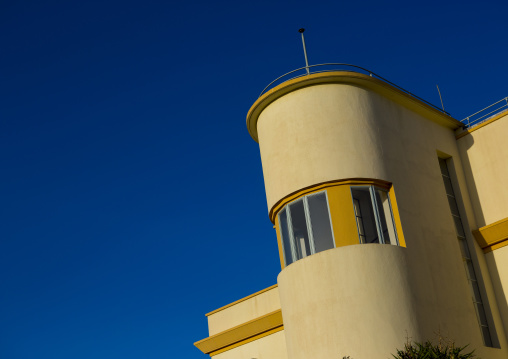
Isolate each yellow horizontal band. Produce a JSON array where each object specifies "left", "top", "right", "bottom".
[
  {"left": 483, "top": 240, "right": 508, "bottom": 253},
  {"left": 269, "top": 178, "right": 391, "bottom": 223},
  {"left": 205, "top": 284, "right": 278, "bottom": 316},
  {"left": 456, "top": 109, "right": 508, "bottom": 139},
  {"left": 208, "top": 326, "right": 284, "bottom": 356},
  {"left": 472, "top": 216, "right": 508, "bottom": 253},
  {"left": 194, "top": 309, "right": 283, "bottom": 355},
  {"left": 247, "top": 71, "right": 461, "bottom": 142}
]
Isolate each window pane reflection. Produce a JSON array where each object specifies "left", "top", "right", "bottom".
[
  {"left": 374, "top": 189, "right": 397, "bottom": 245},
  {"left": 308, "top": 193, "right": 334, "bottom": 253},
  {"left": 351, "top": 187, "right": 379, "bottom": 244},
  {"left": 351, "top": 186, "right": 398, "bottom": 245},
  {"left": 279, "top": 208, "right": 293, "bottom": 266},
  {"left": 277, "top": 191, "right": 335, "bottom": 266},
  {"left": 289, "top": 200, "right": 311, "bottom": 260}
]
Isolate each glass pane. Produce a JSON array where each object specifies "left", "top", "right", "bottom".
[
  {"left": 439, "top": 158, "right": 450, "bottom": 177},
  {"left": 453, "top": 216, "right": 466, "bottom": 238},
  {"left": 464, "top": 259, "right": 476, "bottom": 281},
  {"left": 353, "top": 198, "right": 366, "bottom": 243},
  {"left": 279, "top": 209, "right": 293, "bottom": 266},
  {"left": 307, "top": 193, "right": 334, "bottom": 253},
  {"left": 289, "top": 200, "right": 311, "bottom": 260},
  {"left": 447, "top": 196, "right": 460, "bottom": 217},
  {"left": 475, "top": 302, "right": 489, "bottom": 327},
  {"left": 470, "top": 280, "right": 482, "bottom": 304},
  {"left": 374, "top": 189, "right": 397, "bottom": 245},
  {"left": 442, "top": 176, "right": 455, "bottom": 196},
  {"left": 481, "top": 325, "right": 493, "bottom": 347},
  {"left": 457, "top": 237, "right": 471, "bottom": 259},
  {"left": 351, "top": 187, "right": 379, "bottom": 244}
]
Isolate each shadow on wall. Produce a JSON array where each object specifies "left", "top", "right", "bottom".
[
  {"left": 487, "top": 253, "right": 508, "bottom": 342},
  {"left": 457, "top": 135, "right": 486, "bottom": 228}
]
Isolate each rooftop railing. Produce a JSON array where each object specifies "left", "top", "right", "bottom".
[
  {"left": 461, "top": 97, "right": 508, "bottom": 128},
  {"left": 259, "top": 63, "right": 451, "bottom": 116}
]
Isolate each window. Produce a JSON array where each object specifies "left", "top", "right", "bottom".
[
  {"left": 439, "top": 158, "right": 494, "bottom": 347},
  {"left": 278, "top": 191, "right": 335, "bottom": 266},
  {"left": 351, "top": 186, "right": 398, "bottom": 245}
]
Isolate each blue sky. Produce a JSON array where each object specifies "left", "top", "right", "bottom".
[{"left": 1, "top": 1, "right": 507, "bottom": 358}]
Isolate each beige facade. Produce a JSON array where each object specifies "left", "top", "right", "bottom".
[
  {"left": 211, "top": 330, "right": 287, "bottom": 359},
  {"left": 456, "top": 111, "right": 508, "bottom": 347},
  {"left": 486, "top": 247, "right": 508, "bottom": 342},
  {"left": 206, "top": 285, "right": 281, "bottom": 336},
  {"left": 278, "top": 245, "right": 419, "bottom": 359},
  {"left": 195, "top": 72, "right": 508, "bottom": 358},
  {"left": 457, "top": 111, "right": 508, "bottom": 227}
]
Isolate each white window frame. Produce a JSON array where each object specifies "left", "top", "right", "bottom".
[
  {"left": 350, "top": 186, "right": 399, "bottom": 246},
  {"left": 279, "top": 191, "right": 336, "bottom": 266}
]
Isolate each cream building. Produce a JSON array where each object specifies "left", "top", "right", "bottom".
[{"left": 194, "top": 67, "right": 508, "bottom": 359}]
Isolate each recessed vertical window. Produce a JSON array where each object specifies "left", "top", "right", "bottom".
[
  {"left": 278, "top": 191, "right": 335, "bottom": 265},
  {"left": 351, "top": 186, "right": 398, "bottom": 245},
  {"left": 439, "top": 158, "right": 494, "bottom": 347}
]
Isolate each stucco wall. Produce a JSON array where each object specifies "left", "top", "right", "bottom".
[
  {"left": 257, "top": 84, "right": 392, "bottom": 212},
  {"left": 486, "top": 246, "right": 508, "bottom": 344},
  {"left": 211, "top": 330, "right": 287, "bottom": 359},
  {"left": 278, "top": 245, "right": 420, "bottom": 359},
  {"left": 457, "top": 112, "right": 508, "bottom": 227},
  {"left": 207, "top": 286, "right": 280, "bottom": 335},
  {"left": 278, "top": 243, "right": 507, "bottom": 359},
  {"left": 256, "top": 82, "right": 508, "bottom": 358}
]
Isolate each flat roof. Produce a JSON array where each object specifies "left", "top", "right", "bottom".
[{"left": 246, "top": 71, "right": 462, "bottom": 142}]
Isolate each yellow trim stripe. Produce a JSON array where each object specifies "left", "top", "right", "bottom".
[
  {"left": 472, "top": 216, "right": 508, "bottom": 253},
  {"left": 388, "top": 187, "right": 406, "bottom": 248},
  {"left": 327, "top": 185, "right": 359, "bottom": 248},
  {"left": 456, "top": 109, "right": 508, "bottom": 139},
  {"left": 208, "top": 326, "right": 284, "bottom": 356},
  {"left": 269, "top": 178, "right": 391, "bottom": 223},
  {"left": 205, "top": 284, "right": 278, "bottom": 317},
  {"left": 274, "top": 215, "right": 285, "bottom": 269},
  {"left": 194, "top": 310, "right": 283, "bottom": 355},
  {"left": 247, "top": 71, "right": 461, "bottom": 142},
  {"left": 484, "top": 240, "right": 508, "bottom": 253}
]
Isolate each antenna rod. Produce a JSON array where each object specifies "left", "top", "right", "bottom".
[
  {"left": 299, "top": 28, "right": 310, "bottom": 75},
  {"left": 436, "top": 85, "right": 445, "bottom": 112}
]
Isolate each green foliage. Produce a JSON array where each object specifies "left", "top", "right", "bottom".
[{"left": 392, "top": 340, "right": 478, "bottom": 359}]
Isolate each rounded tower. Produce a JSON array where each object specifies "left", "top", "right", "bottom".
[{"left": 246, "top": 70, "right": 481, "bottom": 359}]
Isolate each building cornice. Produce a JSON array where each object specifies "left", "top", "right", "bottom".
[
  {"left": 205, "top": 284, "right": 278, "bottom": 317},
  {"left": 246, "top": 71, "right": 462, "bottom": 142},
  {"left": 194, "top": 309, "right": 283, "bottom": 355},
  {"left": 473, "top": 216, "right": 508, "bottom": 253},
  {"left": 455, "top": 109, "right": 508, "bottom": 139}
]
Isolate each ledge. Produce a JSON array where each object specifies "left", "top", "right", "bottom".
[
  {"left": 473, "top": 216, "right": 508, "bottom": 253},
  {"left": 246, "top": 71, "right": 462, "bottom": 142},
  {"left": 194, "top": 309, "right": 283, "bottom": 355},
  {"left": 456, "top": 109, "right": 508, "bottom": 139}
]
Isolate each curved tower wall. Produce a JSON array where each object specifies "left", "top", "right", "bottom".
[
  {"left": 257, "top": 84, "right": 390, "bottom": 211},
  {"left": 278, "top": 244, "right": 418, "bottom": 359},
  {"left": 247, "top": 73, "right": 507, "bottom": 358}
]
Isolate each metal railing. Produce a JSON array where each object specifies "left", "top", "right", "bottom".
[
  {"left": 258, "top": 63, "right": 451, "bottom": 116},
  {"left": 462, "top": 97, "right": 508, "bottom": 128}
]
